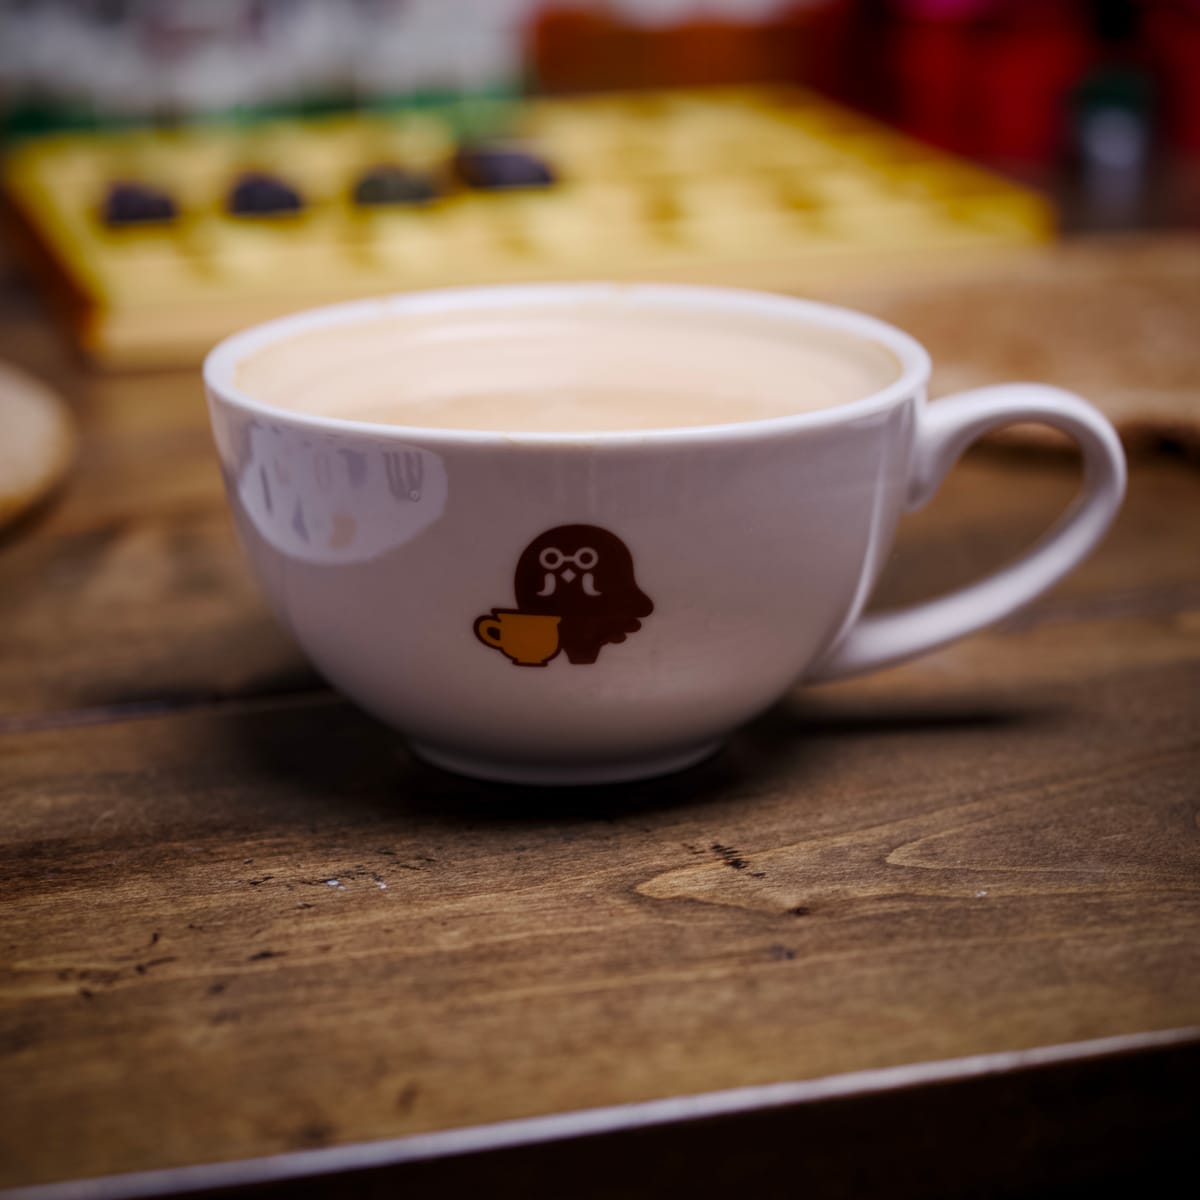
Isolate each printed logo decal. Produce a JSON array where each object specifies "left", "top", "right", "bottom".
[{"left": 473, "top": 524, "right": 653, "bottom": 667}]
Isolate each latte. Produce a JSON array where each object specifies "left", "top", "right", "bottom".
[{"left": 235, "top": 298, "right": 900, "bottom": 433}]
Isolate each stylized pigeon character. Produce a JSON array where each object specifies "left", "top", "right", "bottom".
[{"left": 512, "top": 524, "right": 653, "bottom": 665}]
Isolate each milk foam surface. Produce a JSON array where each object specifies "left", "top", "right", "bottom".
[{"left": 235, "top": 301, "right": 900, "bottom": 432}]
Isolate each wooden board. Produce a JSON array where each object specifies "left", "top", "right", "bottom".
[
  {"left": 0, "top": 237, "right": 1198, "bottom": 1197},
  {"left": 2, "top": 564, "right": 1198, "bottom": 1190}
]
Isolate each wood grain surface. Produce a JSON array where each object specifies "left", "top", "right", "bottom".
[{"left": 0, "top": 237, "right": 1198, "bottom": 1196}]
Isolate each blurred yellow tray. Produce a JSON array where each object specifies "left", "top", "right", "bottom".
[{"left": 2, "top": 87, "right": 1053, "bottom": 369}]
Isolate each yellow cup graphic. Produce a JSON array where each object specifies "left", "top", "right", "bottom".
[{"left": 473, "top": 610, "right": 562, "bottom": 667}]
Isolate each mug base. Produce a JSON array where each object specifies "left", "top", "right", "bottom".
[{"left": 409, "top": 739, "right": 724, "bottom": 786}]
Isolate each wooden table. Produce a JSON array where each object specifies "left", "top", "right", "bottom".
[{"left": 1, "top": 237, "right": 1198, "bottom": 1199}]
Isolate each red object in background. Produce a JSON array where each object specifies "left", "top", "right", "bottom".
[
  {"left": 1145, "top": 1, "right": 1200, "bottom": 156},
  {"left": 890, "top": 18, "right": 976, "bottom": 154},
  {"left": 529, "top": 2, "right": 851, "bottom": 94},
  {"left": 651, "top": 20, "right": 772, "bottom": 87},
  {"left": 974, "top": 8, "right": 1091, "bottom": 160},
  {"left": 889, "top": 0, "right": 1090, "bottom": 162},
  {"left": 531, "top": 9, "right": 623, "bottom": 93}
]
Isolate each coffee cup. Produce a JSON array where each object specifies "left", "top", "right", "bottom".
[
  {"left": 204, "top": 284, "right": 1126, "bottom": 785},
  {"left": 474, "top": 610, "right": 563, "bottom": 667}
]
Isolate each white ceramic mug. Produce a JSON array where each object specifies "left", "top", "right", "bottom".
[{"left": 204, "top": 284, "right": 1126, "bottom": 785}]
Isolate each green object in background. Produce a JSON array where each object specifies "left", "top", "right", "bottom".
[
  {"left": 0, "top": 0, "right": 525, "bottom": 147},
  {"left": 2, "top": 88, "right": 522, "bottom": 147}
]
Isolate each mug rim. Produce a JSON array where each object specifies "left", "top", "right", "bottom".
[{"left": 203, "top": 282, "right": 932, "bottom": 446}]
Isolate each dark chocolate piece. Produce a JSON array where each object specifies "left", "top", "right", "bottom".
[
  {"left": 227, "top": 173, "right": 305, "bottom": 216},
  {"left": 103, "top": 182, "right": 178, "bottom": 226},
  {"left": 454, "top": 145, "right": 555, "bottom": 190}
]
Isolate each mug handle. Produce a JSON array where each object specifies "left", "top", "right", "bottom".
[
  {"left": 474, "top": 614, "right": 506, "bottom": 650},
  {"left": 807, "top": 384, "right": 1127, "bottom": 683}
]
